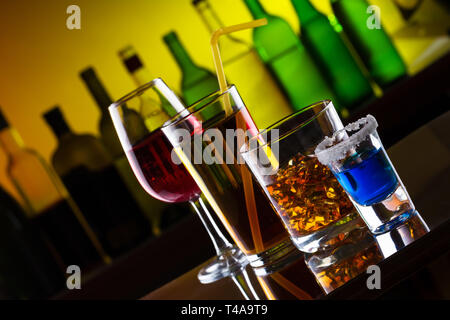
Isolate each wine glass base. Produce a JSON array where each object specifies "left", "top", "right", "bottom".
[{"left": 197, "top": 246, "right": 248, "bottom": 284}]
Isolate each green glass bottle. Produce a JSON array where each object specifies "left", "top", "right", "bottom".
[
  {"left": 163, "top": 31, "right": 219, "bottom": 105},
  {"left": 331, "top": 0, "right": 407, "bottom": 88},
  {"left": 291, "top": 0, "right": 373, "bottom": 108},
  {"left": 243, "top": 0, "right": 338, "bottom": 111}
]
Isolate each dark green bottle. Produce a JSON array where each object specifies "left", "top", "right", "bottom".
[
  {"left": 331, "top": 0, "right": 407, "bottom": 88},
  {"left": 243, "top": 0, "right": 338, "bottom": 112},
  {"left": 163, "top": 31, "right": 219, "bottom": 105},
  {"left": 291, "top": 0, "right": 373, "bottom": 108}
]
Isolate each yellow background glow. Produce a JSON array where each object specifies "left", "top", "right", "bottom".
[{"left": 0, "top": 0, "right": 447, "bottom": 200}]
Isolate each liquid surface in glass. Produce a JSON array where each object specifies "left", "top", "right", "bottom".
[
  {"left": 175, "top": 107, "right": 289, "bottom": 256},
  {"left": 334, "top": 147, "right": 398, "bottom": 206},
  {"left": 128, "top": 129, "right": 201, "bottom": 203},
  {"left": 266, "top": 153, "right": 354, "bottom": 237}
]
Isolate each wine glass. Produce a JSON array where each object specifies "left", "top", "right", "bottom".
[{"left": 108, "top": 78, "right": 256, "bottom": 291}]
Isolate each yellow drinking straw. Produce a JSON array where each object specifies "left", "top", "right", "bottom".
[
  {"left": 210, "top": 18, "right": 267, "bottom": 252},
  {"left": 211, "top": 19, "right": 279, "bottom": 170},
  {"left": 210, "top": 18, "right": 268, "bottom": 104},
  {"left": 270, "top": 273, "right": 313, "bottom": 300},
  {"left": 209, "top": 20, "right": 314, "bottom": 299},
  {"left": 257, "top": 275, "right": 313, "bottom": 300}
]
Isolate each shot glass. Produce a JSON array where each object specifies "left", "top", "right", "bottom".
[
  {"left": 315, "top": 115, "right": 419, "bottom": 234},
  {"left": 240, "top": 100, "right": 359, "bottom": 253}
]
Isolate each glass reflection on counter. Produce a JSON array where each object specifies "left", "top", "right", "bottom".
[{"left": 305, "top": 213, "right": 429, "bottom": 294}]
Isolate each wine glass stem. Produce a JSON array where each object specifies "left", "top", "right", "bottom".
[
  {"left": 231, "top": 268, "right": 261, "bottom": 300},
  {"left": 190, "top": 197, "right": 233, "bottom": 255}
]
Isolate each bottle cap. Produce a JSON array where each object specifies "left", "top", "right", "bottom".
[{"left": 118, "top": 46, "right": 143, "bottom": 73}]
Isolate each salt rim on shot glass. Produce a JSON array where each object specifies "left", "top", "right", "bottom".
[{"left": 315, "top": 114, "right": 420, "bottom": 234}]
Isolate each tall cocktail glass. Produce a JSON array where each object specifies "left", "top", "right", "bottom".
[{"left": 162, "top": 85, "right": 295, "bottom": 267}]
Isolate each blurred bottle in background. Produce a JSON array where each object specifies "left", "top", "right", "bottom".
[
  {"left": 163, "top": 31, "right": 220, "bottom": 105},
  {"left": 371, "top": 0, "right": 450, "bottom": 75},
  {"left": 243, "top": 0, "right": 339, "bottom": 112},
  {"left": 0, "top": 107, "right": 109, "bottom": 272},
  {"left": 193, "top": 0, "right": 294, "bottom": 128},
  {"left": 43, "top": 107, "right": 152, "bottom": 258},
  {"left": 291, "top": 0, "right": 374, "bottom": 110},
  {"left": 393, "top": 0, "right": 423, "bottom": 21},
  {"left": 331, "top": 0, "right": 407, "bottom": 88},
  {"left": 118, "top": 46, "right": 177, "bottom": 121},
  {"left": 80, "top": 67, "right": 167, "bottom": 236},
  {"left": 0, "top": 183, "right": 65, "bottom": 299}
]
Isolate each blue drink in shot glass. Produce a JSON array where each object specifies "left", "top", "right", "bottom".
[{"left": 315, "top": 115, "right": 418, "bottom": 234}]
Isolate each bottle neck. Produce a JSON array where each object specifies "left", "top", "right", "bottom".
[
  {"left": 51, "top": 123, "right": 71, "bottom": 141},
  {"left": 119, "top": 49, "right": 174, "bottom": 119},
  {"left": 136, "top": 69, "right": 153, "bottom": 88},
  {"left": 163, "top": 32, "right": 199, "bottom": 74},
  {"left": 194, "top": 0, "right": 251, "bottom": 64},
  {"left": 80, "top": 68, "right": 113, "bottom": 115},
  {"left": 44, "top": 114, "right": 72, "bottom": 141},
  {"left": 195, "top": 0, "right": 224, "bottom": 33},
  {"left": 119, "top": 47, "right": 153, "bottom": 87},
  {"left": 129, "top": 61, "right": 152, "bottom": 87},
  {"left": 244, "top": 0, "right": 268, "bottom": 19},
  {"left": 0, "top": 127, "right": 25, "bottom": 156},
  {"left": 291, "top": 0, "right": 321, "bottom": 24}
]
